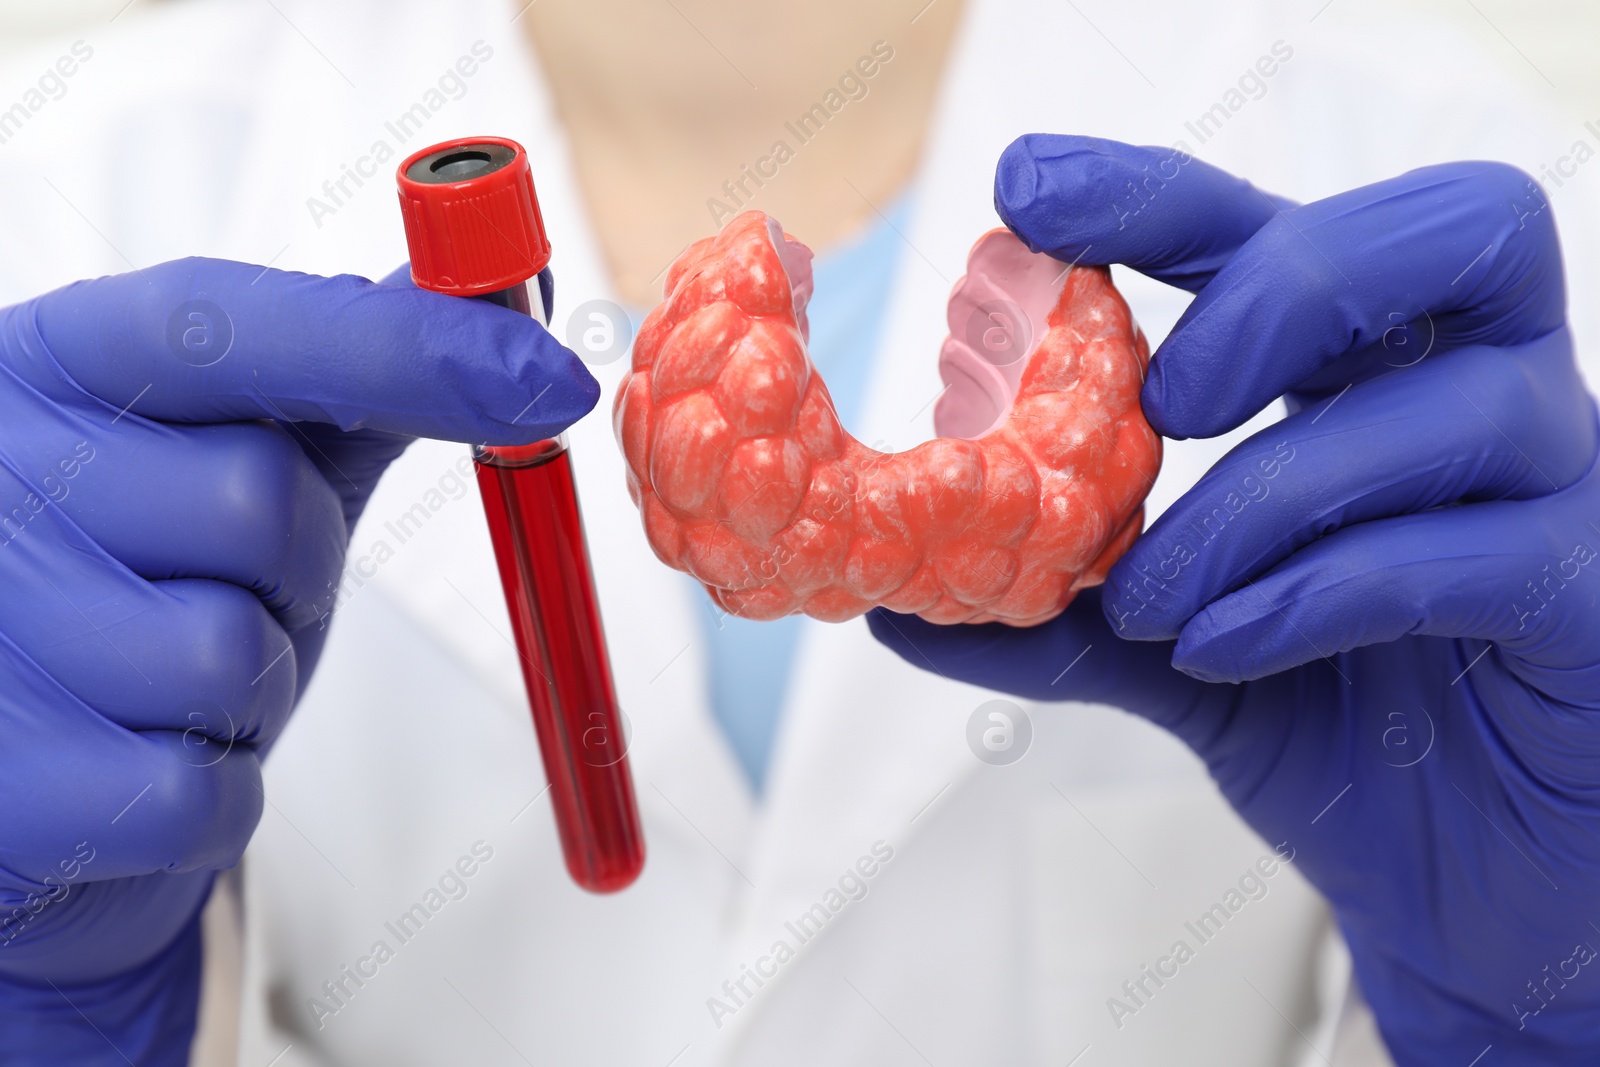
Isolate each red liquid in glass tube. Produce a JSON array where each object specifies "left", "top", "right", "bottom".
[
  {"left": 397, "top": 135, "right": 644, "bottom": 893},
  {"left": 476, "top": 439, "right": 644, "bottom": 893}
]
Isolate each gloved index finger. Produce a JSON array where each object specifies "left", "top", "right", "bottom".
[
  {"left": 1145, "top": 161, "right": 1566, "bottom": 439},
  {"left": 993, "top": 134, "right": 1292, "bottom": 293},
  {"left": 19, "top": 257, "right": 599, "bottom": 443}
]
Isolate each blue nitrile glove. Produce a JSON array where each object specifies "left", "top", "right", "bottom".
[
  {"left": 0, "top": 258, "right": 597, "bottom": 1065},
  {"left": 870, "top": 136, "right": 1600, "bottom": 1064}
]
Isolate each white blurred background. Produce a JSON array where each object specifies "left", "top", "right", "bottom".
[
  {"left": 1, "top": 0, "right": 1597, "bottom": 121},
  {"left": 3, "top": 0, "right": 1600, "bottom": 120}
]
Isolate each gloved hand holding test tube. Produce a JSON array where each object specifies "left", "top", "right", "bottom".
[
  {"left": 0, "top": 175, "right": 601, "bottom": 1055},
  {"left": 397, "top": 136, "right": 645, "bottom": 894}
]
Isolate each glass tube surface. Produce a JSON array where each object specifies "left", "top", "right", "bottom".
[{"left": 475, "top": 275, "right": 644, "bottom": 893}]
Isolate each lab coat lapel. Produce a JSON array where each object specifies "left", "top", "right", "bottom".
[
  {"left": 706, "top": 6, "right": 1027, "bottom": 1046},
  {"left": 737, "top": 0, "right": 1050, "bottom": 908}
]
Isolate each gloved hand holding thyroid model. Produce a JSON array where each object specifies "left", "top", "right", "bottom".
[{"left": 618, "top": 135, "right": 1600, "bottom": 1064}]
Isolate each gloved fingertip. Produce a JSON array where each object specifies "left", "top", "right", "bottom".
[
  {"left": 1140, "top": 351, "right": 1245, "bottom": 441},
  {"left": 1138, "top": 365, "right": 1182, "bottom": 440},
  {"left": 1170, "top": 656, "right": 1237, "bottom": 684},
  {"left": 1169, "top": 641, "right": 1241, "bottom": 684},
  {"left": 549, "top": 347, "right": 602, "bottom": 412},
  {"left": 993, "top": 136, "right": 1044, "bottom": 233},
  {"left": 1098, "top": 585, "right": 1180, "bottom": 643},
  {"left": 573, "top": 349, "right": 604, "bottom": 409},
  {"left": 1170, "top": 608, "right": 1270, "bottom": 684},
  {"left": 563, "top": 364, "right": 603, "bottom": 424},
  {"left": 478, "top": 327, "right": 602, "bottom": 443}
]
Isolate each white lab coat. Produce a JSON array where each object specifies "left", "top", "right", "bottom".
[{"left": 1, "top": 2, "right": 1596, "bottom": 1064}]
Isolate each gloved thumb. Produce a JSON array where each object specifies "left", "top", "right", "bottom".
[{"left": 867, "top": 588, "right": 1224, "bottom": 749}]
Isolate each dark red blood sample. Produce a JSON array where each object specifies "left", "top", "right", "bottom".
[{"left": 476, "top": 439, "right": 645, "bottom": 893}]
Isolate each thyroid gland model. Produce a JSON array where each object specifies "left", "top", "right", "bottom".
[{"left": 613, "top": 211, "right": 1161, "bottom": 626}]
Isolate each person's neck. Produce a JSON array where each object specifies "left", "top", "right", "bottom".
[{"left": 522, "top": 0, "right": 964, "bottom": 305}]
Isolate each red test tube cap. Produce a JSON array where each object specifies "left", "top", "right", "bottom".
[{"left": 396, "top": 136, "right": 551, "bottom": 296}]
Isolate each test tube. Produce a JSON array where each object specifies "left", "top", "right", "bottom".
[{"left": 397, "top": 136, "right": 645, "bottom": 893}]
